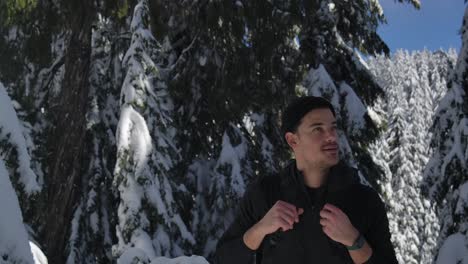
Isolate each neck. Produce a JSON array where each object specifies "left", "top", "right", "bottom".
[{"left": 296, "top": 160, "right": 330, "bottom": 188}]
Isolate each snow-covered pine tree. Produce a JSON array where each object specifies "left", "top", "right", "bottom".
[
  {"left": 158, "top": 1, "right": 301, "bottom": 258},
  {"left": 0, "top": 0, "right": 62, "bottom": 229},
  {"left": 423, "top": 6, "right": 468, "bottom": 264},
  {"left": 189, "top": 113, "right": 282, "bottom": 258},
  {"left": 368, "top": 49, "right": 456, "bottom": 263},
  {"left": 0, "top": 158, "right": 34, "bottom": 264},
  {"left": 392, "top": 51, "right": 436, "bottom": 264},
  {"left": 0, "top": 3, "right": 80, "bottom": 262},
  {"left": 0, "top": 82, "right": 41, "bottom": 198},
  {"left": 199, "top": 123, "right": 255, "bottom": 256},
  {"left": 113, "top": 0, "right": 194, "bottom": 261},
  {"left": 0, "top": 81, "right": 38, "bottom": 263},
  {"left": 65, "top": 13, "right": 126, "bottom": 263},
  {"left": 427, "top": 49, "right": 458, "bottom": 110}
]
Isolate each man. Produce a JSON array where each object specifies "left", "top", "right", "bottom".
[{"left": 215, "top": 96, "right": 397, "bottom": 264}]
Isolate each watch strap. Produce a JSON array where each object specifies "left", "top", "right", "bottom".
[{"left": 346, "top": 233, "right": 365, "bottom": 251}]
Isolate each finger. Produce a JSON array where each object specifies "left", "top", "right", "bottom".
[
  {"left": 279, "top": 202, "right": 304, "bottom": 222},
  {"left": 298, "top": 208, "right": 304, "bottom": 215},
  {"left": 294, "top": 208, "right": 304, "bottom": 222},
  {"left": 278, "top": 212, "right": 295, "bottom": 227},
  {"left": 319, "top": 209, "right": 334, "bottom": 220},
  {"left": 279, "top": 203, "right": 304, "bottom": 221},
  {"left": 325, "top": 204, "right": 348, "bottom": 219},
  {"left": 319, "top": 218, "right": 329, "bottom": 227},
  {"left": 275, "top": 214, "right": 291, "bottom": 232},
  {"left": 276, "top": 204, "right": 297, "bottom": 221},
  {"left": 277, "top": 200, "right": 298, "bottom": 213},
  {"left": 295, "top": 208, "right": 304, "bottom": 222},
  {"left": 323, "top": 203, "right": 341, "bottom": 214},
  {"left": 277, "top": 216, "right": 293, "bottom": 231}
]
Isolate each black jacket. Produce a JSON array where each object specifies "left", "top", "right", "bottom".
[{"left": 215, "top": 160, "right": 398, "bottom": 264}]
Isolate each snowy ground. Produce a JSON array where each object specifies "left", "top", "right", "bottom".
[{"left": 150, "top": 256, "right": 209, "bottom": 264}]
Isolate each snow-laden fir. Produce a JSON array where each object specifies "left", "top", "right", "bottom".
[
  {"left": 423, "top": 7, "right": 468, "bottom": 264},
  {"left": 368, "top": 49, "right": 457, "bottom": 264},
  {"left": 0, "top": 82, "right": 36, "bottom": 263},
  {"left": 113, "top": 0, "right": 195, "bottom": 261}
]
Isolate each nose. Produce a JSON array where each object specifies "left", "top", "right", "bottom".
[{"left": 325, "top": 127, "right": 337, "bottom": 142}]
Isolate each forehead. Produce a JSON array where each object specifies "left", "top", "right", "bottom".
[{"left": 300, "top": 108, "right": 336, "bottom": 124}]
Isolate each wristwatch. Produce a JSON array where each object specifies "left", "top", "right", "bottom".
[{"left": 346, "top": 233, "right": 365, "bottom": 251}]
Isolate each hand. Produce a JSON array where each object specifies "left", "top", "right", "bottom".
[
  {"left": 257, "top": 200, "right": 304, "bottom": 235},
  {"left": 319, "top": 203, "right": 359, "bottom": 246}
]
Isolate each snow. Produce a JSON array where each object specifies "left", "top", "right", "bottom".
[
  {"left": 440, "top": 118, "right": 468, "bottom": 177},
  {"left": 117, "top": 247, "right": 151, "bottom": 264},
  {"left": 436, "top": 233, "right": 468, "bottom": 264},
  {"left": 66, "top": 204, "right": 82, "bottom": 264},
  {"left": 369, "top": 0, "right": 383, "bottom": 16},
  {"left": 199, "top": 56, "right": 207, "bottom": 66},
  {"left": 216, "top": 124, "right": 248, "bottom": 196},
  {"left": 304, "top": 64, "right": 340, "bottom": 108},
  {"left": 242, "top": 114, "right": 255, "bottom": 136},
  {"left": 151, "top": 256, "right": 209, "bottom": 264},
  {"left": 242, "top": 112, "right": 266, "bottom": 136},
  {"left": 116, "top": 105, "right": 152, "bottom": 176},
  {"left": 340, "top": 82, "right": 366, "bottom": 134},
  {"left": 456, "top": 182, "right": 468, "bottom": 215},
  {"left": 0, "top": 82, "right": 40, "bottom": 194},
  {"left": 0, "top": 159, "right": 34, "bottom": 263},
  {"left": 367, "top": 107, "right": 383, "bottom": 127},
  {"left": 114, "top": 102, "right": 156, "bottom": 261},
  {"left": 30, "top": 241, "right": 48, "bottom": 264}
]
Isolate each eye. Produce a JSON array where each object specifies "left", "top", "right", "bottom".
[{"left": 313, "top": 127, "right": 324, "bottom": 133}]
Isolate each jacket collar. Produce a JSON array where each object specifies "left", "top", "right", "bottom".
[
  {"left": 281, "top": 160, "right": 359, "bottom": 190},
  {"left": 280, "top": 159, "right": 360, "bottom": 207}
]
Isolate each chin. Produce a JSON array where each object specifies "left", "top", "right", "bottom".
[{"left": 324, "top": 157, "right": 339, "bottom": 167}]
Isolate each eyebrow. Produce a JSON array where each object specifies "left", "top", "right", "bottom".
[{"left": 308, "top": 121, "right": 337, "bottom": 127}]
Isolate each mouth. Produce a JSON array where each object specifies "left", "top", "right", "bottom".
[{"left": 322, "top": 145, "right": 339, "bottom": 154}]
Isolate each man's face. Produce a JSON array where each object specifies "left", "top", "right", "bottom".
[{"left": 286, "top": 108, "right": 339, "bottom": 169}]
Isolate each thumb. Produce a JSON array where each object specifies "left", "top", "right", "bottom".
[{"left": 298, "top": 208, "right": 304, "bottom": 215}]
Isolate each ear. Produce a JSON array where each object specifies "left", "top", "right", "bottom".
[{"left": 285, "top": 132, "right": 298, "bottom": 149}]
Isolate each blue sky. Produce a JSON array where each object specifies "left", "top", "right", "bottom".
[{"left": 377, "top": 0, "right": 465, "bottom": 53}]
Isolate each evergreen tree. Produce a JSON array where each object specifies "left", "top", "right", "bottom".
[
  {"left": 65, "top": 14, "right": 124, "bottom": 263},
  {"left": 113, "top": 1, "right": 194, "bottom": 261},
  {"left": 157, "top": 0, "right": 301, "bottom": 257},
  {"left": 423, "top": 6, "right": 468, "bottom": 263},
  {"left": 368, "top": 49, "right": 457, "bottom": 263},
  {"left": 0, "top": 159, "right": 34, "bottom": 264},
  {"left": 199, "top": 123, "right": 255, "bottom": 256},
  {"left": 0, "top": 81, "right": 37, "bottom": 263}
]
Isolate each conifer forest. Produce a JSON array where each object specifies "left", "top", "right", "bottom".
[{"left": 0, "top": 0, "right": 467, "bottom": 263}]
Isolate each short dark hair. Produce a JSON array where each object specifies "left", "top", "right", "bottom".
[{"left": 281, "top": 96, "right": 336, "bottom": 135}]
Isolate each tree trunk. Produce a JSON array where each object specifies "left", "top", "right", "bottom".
[{"left": 42, "top": 2, "right": 95, "bottom": 263}]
